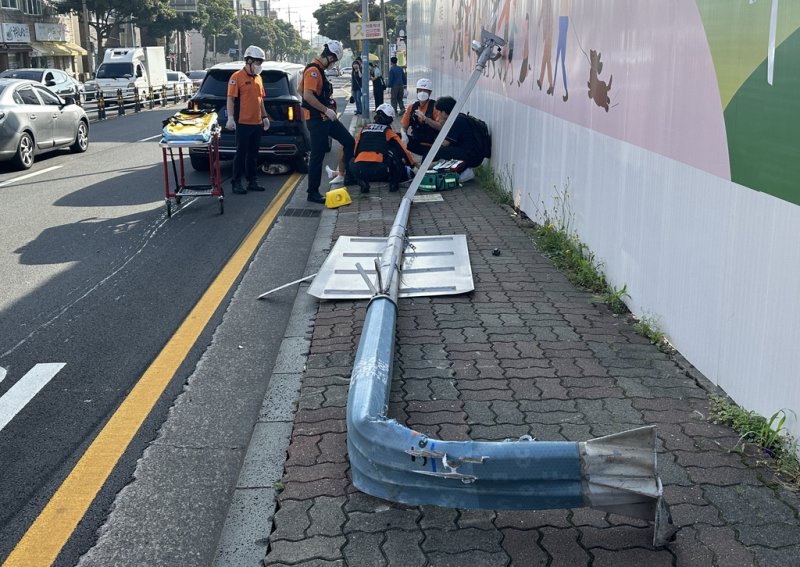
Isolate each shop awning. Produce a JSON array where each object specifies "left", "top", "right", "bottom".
[{"left": 30, "top": 41, "right": 87, "bottom": 57}]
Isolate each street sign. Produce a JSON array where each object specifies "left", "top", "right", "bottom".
[{"left": 350, "top": 21, "right": 384, "bottom": 41}]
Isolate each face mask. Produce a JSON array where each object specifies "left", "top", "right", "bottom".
[
  {"left": 252, "top": 64, "right": 263, "bottom": 75},
  {"left": 417, "top": 91, "right": 430, "bottom": 102}
]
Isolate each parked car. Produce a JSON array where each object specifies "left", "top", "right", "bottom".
[
  {"left": 0, "top": 79, "right": 89, "bottom": 170},
  {"left": 187, "top": 70, "right": 207, "bottom": 89},
  {"left": 324, "top": 66, "right": 340, "bottom": 77},
  {"left": 187, "top": 61, "right": 310, "bottom": 173},
  {"left": 166, "top": 71, "right": 193, "bottom": 96},
  {"left": 0, "top": 68, "right": 85, "bottom": 103}
]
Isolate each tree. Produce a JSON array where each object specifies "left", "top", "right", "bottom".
[
  {"left": 56, "top": 0, "right": 174, "bottom": 56},
  {"left": 313, "top": 0, "right": 406, "bottom": 55},
  {"left": 217, "top": 15, "right": 310, "bottom": 64},
  {"left": 198, "top": 0, "right": 237, "bottom": 67}
]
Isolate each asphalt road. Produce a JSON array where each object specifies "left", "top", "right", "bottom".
[{"left": 0, "top": 105, "right": 314, "bottom": 564}]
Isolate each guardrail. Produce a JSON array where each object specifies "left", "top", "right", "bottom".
[{"left": 77, "top": 84, "right": 196, "bottom": 122}]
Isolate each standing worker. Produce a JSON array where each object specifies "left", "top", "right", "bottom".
[
  {"left": 400, "top": 78, "right": 439, "bottom": 158},
  {"left": 225, "top": 45, "right": 271, "bottom": 194},
  {"left": 349, "top": 103, "right": 416, "bottom": 194},
  {"left": 387, "top": 56, "right": 405, "bottom": 115},
  {"left": 301, "top": 41, "right": 355, "bottom": 204}
]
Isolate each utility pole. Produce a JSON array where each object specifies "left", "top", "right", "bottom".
[
  {"left": 361, "top": 0, "right": 369, "bottom": 117},
  {"left": 80, "top": 0, "right": 93, "bottom": 79},
  {"left": 237, "top": 0, "right": 242, "bottom": 59},
  {"left": 380, "top": 0, "right": 386, "bottom": 78}
]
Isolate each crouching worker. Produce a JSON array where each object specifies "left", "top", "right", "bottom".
[
  {"left": 432, "top": 95, "right": 485, "bottom": 182},
  {"left": 349, "top": 104, "right": 416, "bottom": 193},
  {"left": 400, "top": 78, "right": 439, "bottom": 158}
]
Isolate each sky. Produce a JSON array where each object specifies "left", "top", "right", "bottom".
[{"left": 269, "top": 0, "right": 334, "bottom": 42}]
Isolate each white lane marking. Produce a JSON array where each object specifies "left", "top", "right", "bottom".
[
  {"left": 0, "top": 366, "right": 6, "bottom": 385},
  {"left": 138, "top": 134, "right": 163, "bottom": 142},
  {"left": 0, "top": 363, "right": 66, "bottom": 432},
  {"left": 0, "top": 166, "right": 63, "bottom": 188}
]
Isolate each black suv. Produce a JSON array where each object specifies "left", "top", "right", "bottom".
[{"left": 187, "top": 61, "right": 310, "bottom": 172}]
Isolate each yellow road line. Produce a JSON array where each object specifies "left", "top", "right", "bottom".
[{"left": 3, "top": 174, "right": 301, "bottom": 567}]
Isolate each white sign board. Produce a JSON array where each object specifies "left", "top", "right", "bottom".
[
  {"left": 350, "top": 21, "right": 384, "bottom": 41},
  {"left": 35, "top": 23, "right": 69, "bottom": 42},
  {"left": 2, "top": 23, "right": 31, "bottom": 43}
]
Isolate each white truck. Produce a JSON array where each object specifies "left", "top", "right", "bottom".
[{"left": 88, "top": 47, "right": 168, "bottom": 102}]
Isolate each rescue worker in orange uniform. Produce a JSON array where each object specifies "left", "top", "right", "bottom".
[
  {"left": 349, "top": 103, "right": 416, "bottom": 194},
  {"left": 400, "top": 78, "right": 439, "bottom": 158},
  {"left": 225, "top": 45, "right": 270, "bottom": 194},
  {"left": 300, "top": 41, "right": 355, "bottom": 204}
]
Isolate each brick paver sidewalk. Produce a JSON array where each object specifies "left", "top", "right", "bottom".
[{"left": 265, "top": 184, "right": 800, "bottom": 566}]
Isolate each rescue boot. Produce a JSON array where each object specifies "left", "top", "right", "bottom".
[
  {"left": 389, "top": 181, "right": 399, "bottom": 192},
  {"left": 247, "top": 181, "right": 266, "bottom": 192},
  {"left": 307, "top": 191, "right": 326, "bottom": 204},
  {"left": 358, "top": 179, "right": 370, "bottom": 194},
  {"left": 231, "top": 180, "right": 246, "bottom": 194}
]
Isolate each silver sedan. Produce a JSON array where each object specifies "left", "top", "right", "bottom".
[{"left": 0, "top": 78, "right": 89, "bottom": 170}]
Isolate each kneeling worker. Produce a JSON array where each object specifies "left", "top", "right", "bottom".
[
  {"left": 432, "top": 95, "right": 484, "bottom": 182},
  {"left": 400, "top": 78, "right": 438, "bottom": 158},
  {"left": 349, "top": 103, "right": 416, "bottom": 193}
]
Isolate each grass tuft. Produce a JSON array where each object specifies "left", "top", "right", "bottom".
[
  {"left": 527, "top": 180, "right": 629, "bottom": 314},
  {"left": 475, "top": 164, "right": 514, "bottom": 206},
  {"left": 632, "top": 314, "right": 669, "bottom": 350},
  {"left": 709, "top": 396, "right": 800, "bottom": 488}
]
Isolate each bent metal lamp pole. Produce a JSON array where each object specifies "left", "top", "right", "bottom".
[{"left": 344, "top": 30, "right": 676, "bottom": 547}]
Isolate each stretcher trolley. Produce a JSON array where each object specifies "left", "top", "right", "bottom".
[{"left": 159, "top": 110, "right": 223, "bottom": 217}]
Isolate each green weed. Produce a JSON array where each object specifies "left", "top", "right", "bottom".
[
  {"left": 633, "top": 315, "right": 667, "bottom": 348},
  {"left": 709, "top": 396, "right": 800, "bottom": 487},
  {"left": 526, "top": 180, "right": 628, "bottom": 313},
  {"left": 475, "top": 164, "right": 514, "bottom": 206},
  {"left": 272, "top": 481, "right": 285, "bottom": 493},
  {"left": 602, "top": 285, "right": 630, "bottom": 315}
]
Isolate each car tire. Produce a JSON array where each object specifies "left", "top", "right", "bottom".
[
  {"left": 70, "top": 120, "right": 89, "bottom": 153},
  {"left": 292, "top": 154, "right": 310, "bottom": 174},
  {"left": 190, "top": 152, "right": 210, "bottom": 171},
  {"left": 13, "top": 132, "right": 34, "bottom": 170}
]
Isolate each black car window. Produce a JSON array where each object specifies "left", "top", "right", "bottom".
[
  {"left": 34, "top": 85, "right": 60, "bottom": 105},
  {"left": 167, "top": 72, "right": 178, "bottom": 81},
  {"left": 16, "top": 86, "right": 41, "bottom": 105},
  {"left": 262, "top": 71, "right": 291, "bottom": 96},
  {"left": 96, "top": 63, "right": 134, "bottom": 79},
  {"left": 1, "top": 70, "right": 42, "bottom": 81}
]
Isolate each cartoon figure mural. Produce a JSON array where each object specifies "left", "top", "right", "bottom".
[
  {"left": 536, "top": 0, "right": 554, "bottom": 95},
  {"left": 427, "top": 0, "right": 800, "bottom": 206},
  {"left": 552, "top": 0, "right": 570, "bottom": 101},
  {"left": 587, "top": 50, "right": 612, "bottom": 111},
  {"left": 517, "top": 12, "right": 532, "bottom": 86}
]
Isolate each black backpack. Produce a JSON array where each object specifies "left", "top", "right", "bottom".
[{"left": 460, "top": 112, "right": 491, "bottom": 159}]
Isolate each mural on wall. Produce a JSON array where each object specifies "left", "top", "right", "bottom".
[
  {"left": 696, "top": 0, "right": 800, "bottom": 206},
  {"left": 426, "top": 0, "right": 800, "bottom": 206}
]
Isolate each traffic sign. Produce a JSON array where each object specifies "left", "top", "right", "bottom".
[{"left": 350, "top": 21, "right": 384, "bottom": 41}]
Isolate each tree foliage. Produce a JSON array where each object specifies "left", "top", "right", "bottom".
[
  {"left": 55, "top": 0, "right": 174, "bottom": 55},
  {"left": 216, "top": 15, "right": 311, "bottom": 63},
  {"left": 313, "top": 0, "right": 406, "bottom": 53}
]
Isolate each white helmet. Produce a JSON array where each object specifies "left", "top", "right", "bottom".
[
  {"left": 324, "top": 40, "right": 344, "bottom": 62},
  {"left": 375, "top": 103, "right": 395, "bottom": 119},
  {"left": 416, "top": 78, "right": 433, "bottom": 91},
  {"left": 243, "top": 45, "right": 266, "bottom": 61}
]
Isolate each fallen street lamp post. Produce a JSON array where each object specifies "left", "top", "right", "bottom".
[{"left": 308, "top": 29, "right": 676, "bottom": 547}]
